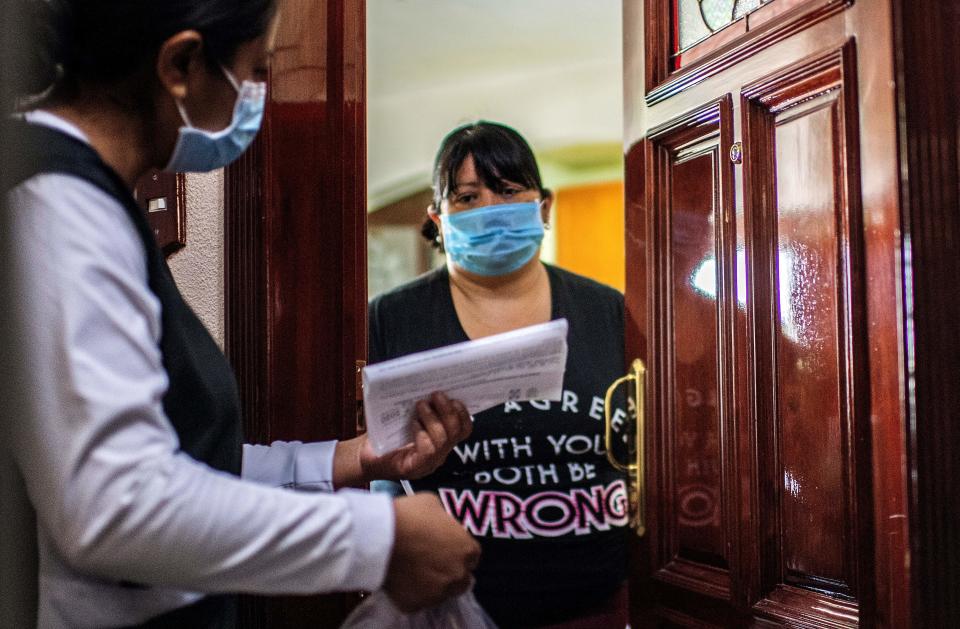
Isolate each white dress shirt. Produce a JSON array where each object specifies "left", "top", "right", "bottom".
[{"left": 7, "top": 111, "right": 394, "bottom": 628}]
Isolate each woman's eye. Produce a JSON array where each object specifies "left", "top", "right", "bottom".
[{"left": 455, "top": 194, "right": 476, "bottom": 204}]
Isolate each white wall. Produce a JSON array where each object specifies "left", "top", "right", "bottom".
[
  {"left": 367, "top": 0, "right": 623, "bottom": 211},
  {"left": 168, "top": 171, "right": 225, "bottom": 348}
]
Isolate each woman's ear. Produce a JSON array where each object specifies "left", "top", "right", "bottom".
[
  {"left": 540, "top": 192, "right": 554, "bottom": 225},
  {"left": 427, "top": 204, "right": 442, "bottom": 226},
  {"left": 155, "top": 30, "right": 204, "bottom": 102},
  {"left": 426, "top": 205, "right": 444, "bottom": 249}
]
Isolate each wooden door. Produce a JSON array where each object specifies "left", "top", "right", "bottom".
[{"left": 621, "top": 1, "right": 910, "bottom": 626}]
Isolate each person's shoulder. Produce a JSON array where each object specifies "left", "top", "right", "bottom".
[
  {"left": 369, "top": 266, "right": 448, "bottom": 313},
  {"left": 9, "top": 173, "right": 142, "bottom": 272},
  {"left": 547, "top": 264, "right": 623, "bottom": 306}
]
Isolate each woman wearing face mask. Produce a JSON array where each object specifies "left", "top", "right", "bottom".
[
  {"left": 369, "top": 121, "right": 629, "bottom": 628},
  {"left": 4, "top": 2, "right": 480, "bottom": 627}
]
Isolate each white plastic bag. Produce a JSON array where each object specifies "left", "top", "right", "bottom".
[{"left": 340, "top": 589, "right": 498, "bottom": 629}]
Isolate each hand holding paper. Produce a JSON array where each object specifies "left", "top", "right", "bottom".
[
  {"left": 362, "top": 319, "right": 569, "bottom": 455},
  {"left": 357, "top": 391, "right": 473, "bottom": 481}
]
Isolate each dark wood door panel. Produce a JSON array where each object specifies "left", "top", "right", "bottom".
[
  {"left": 669, "top": 150, "right": 725, "bottom": 572},
  {"left": 741, "top": 41, "right": 869, "bottom": 627},
  {"left": 640, "top": 97, "right": 740, "bottom": 620},
  {"left": 771, "top": 97, "right": 849, "bottom": 594}
]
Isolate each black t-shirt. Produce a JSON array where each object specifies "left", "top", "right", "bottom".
[{"left": 369, "top": 264, "right": 629, "bottom": 628}]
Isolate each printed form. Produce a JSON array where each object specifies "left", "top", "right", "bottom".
[{"left": 362, "top": 318, "right": 569, "bottom": 454}]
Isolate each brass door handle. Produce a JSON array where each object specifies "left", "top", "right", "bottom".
[{"left": 604, "top": 358, "right": 646, "bottom": 537}]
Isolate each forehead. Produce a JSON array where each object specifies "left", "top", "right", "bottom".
[
  {"left": 452, "top": 154, "right": 479, "bottom": 186},
  {"left": 238, "top": 10, "right": 282, "bottom": 61},
  {"left": 450, "top": 153, "right": 525, "bottom": 190},
  {"left": 234, "top": 32, "right": 273, "bottom": 63}
]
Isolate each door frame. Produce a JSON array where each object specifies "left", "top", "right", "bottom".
[
  {"left": 224, "top": 1, "right": 367, "bottom": 626},
  {"left": 892, "top": 0, "right": 960, "bottom": 625}
]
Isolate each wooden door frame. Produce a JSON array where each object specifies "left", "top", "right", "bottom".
[
  {"left": 893, "top": 0, "right": 960, "bottom": 626},
  {"left": 224, "top": 1, "right": 366, "bottom": 626}
]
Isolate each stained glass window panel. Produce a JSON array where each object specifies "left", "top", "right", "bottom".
[
  {"left": 678, "top": 0, "right": 713, "bottom": 51},
  {"left": 676, "top": 0, "right": 773, "bottom": 53},
  {"left": 734, "top": 0, "right": 762, "bottom": 19},
  {"left": 702, "top": 0, "right": 737, "bottom": 30}
]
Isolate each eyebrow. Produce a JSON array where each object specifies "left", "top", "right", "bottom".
[{"left": 454, "top": 178, "right": 528, "bottom": 188}]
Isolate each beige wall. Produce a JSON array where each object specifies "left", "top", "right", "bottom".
[{"left": 168, "top": 170, "right": 225, "bottom": 348}]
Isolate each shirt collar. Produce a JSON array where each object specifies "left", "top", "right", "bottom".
[{"left": 21, "top": 110, "right": 91, "bottom": 145}]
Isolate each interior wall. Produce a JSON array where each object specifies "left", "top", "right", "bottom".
[
  {"left": 367, "top": 0, "right": 624, "bottom": 295},
  {"left": 168, "top": 171, "right": 226, "bottom": 347},
  {"left": 367, "top": 0, "right": 623, "bottom": 210},
  {"left": 554, "top": 180, "right": 626, "bottom": 291}
]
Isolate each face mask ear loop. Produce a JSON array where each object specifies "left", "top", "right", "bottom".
[
  {"left": 219, "top": 65, "right": 243, "bottom": 93},
  {"left": 175, "top": 64, "right": 246, "bottom": 132},
  {"left": 538, "top": 198, "right": 550, "bottom": 229},
  {"left": 173, "top": 63, "right": 238, "bottom": 131},
  {"left": 175, "top": 98, "right": 195, "bottom": 129}
]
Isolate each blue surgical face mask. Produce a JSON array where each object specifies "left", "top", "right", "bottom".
[
  {"left": 441, "top": 201, "right": 545, "bottom": 276},
  {"left": 164, "top": 66, "right": 266, "bottom": 173}
]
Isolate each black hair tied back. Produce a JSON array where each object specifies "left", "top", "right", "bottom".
[
  {"left": 12, "top": 0, "right": 277, "bottom": 103},
  {"left": 13, "top": 0, "right": 75, "bottom": 99}
]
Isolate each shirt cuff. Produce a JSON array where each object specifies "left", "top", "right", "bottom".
[
  {"left": 339, "top": 489, "right": 395, "bottom": 591},
  {"left": 294, "top": 440, "right": 337, "bottom": 491},
  {"left": 241, "top": 440, "right": 338, "bottom": 491}
]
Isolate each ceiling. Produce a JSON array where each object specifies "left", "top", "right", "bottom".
[{"left": 367, "top": 0, "right": 624, "bottom": 210}]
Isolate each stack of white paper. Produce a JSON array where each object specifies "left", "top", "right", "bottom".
[{"left": 362, "top": 318, "right": 569, "bottom": 455}]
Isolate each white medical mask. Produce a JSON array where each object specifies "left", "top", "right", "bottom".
[{"left": 164, "top": 66, "right": 266, "bottom": 173}]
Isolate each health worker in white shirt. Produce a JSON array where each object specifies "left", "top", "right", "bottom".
[{"left": 3, "top": 0, "right": 480, "bottom": 627}]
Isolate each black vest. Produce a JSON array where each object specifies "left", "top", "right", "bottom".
[{"left": 7, "top": 121, "right": 242, "bottom": 628}]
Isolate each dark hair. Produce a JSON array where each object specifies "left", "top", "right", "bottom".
[
  {"left": 422, "top": 121, "right": 549, "bottom": 249},
  {"left": 14, "top": 0, "right": 277, "bottom": 100}
]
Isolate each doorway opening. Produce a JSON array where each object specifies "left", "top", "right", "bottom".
[{"left": 366, "top": 0, "right": 625, "bottom": 298}]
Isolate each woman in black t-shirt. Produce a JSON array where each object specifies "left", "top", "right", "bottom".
[{"left": 369, "top": 121, "right": 630, "bottom": 628}]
